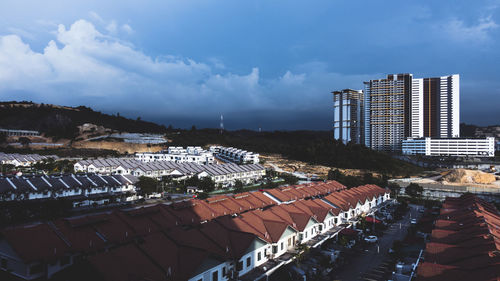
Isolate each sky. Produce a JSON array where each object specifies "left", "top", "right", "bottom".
[{"left": 0, "top": 0, "right": 499, "bottom": 130}]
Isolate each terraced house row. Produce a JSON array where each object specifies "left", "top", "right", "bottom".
[
  {"left": 0, "top": 174, "right": 138, "bottom": 206},
  {"left": 0, "top": 152, "right": 58, "bottom": 167},
  {"left": 74, "top": 158, "right": 266, "bottom": 187},
  {"left": 416, "top": 194, "right": 500, "bottom": 281},
  {"left": 0, "top": 181, "right": 390, "bottom": 281}
]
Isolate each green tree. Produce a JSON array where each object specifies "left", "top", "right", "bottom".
[
  {"left": 281, "top": 173, "right": 299, "bottom": 185},
  {"left": 136, "top": 176, "right": 159, "bottom": 195},
  {"left": 388, "top": 182, "right": 402, "bottom": 197},
  {"left": 199, "top": 176, "right": 215, "bottom": 192},
  {"left": 234, "top": 180, "right": 244, "bottom": 193},
  {"left": 405, "top": 183, "right": 423, "bottom": 198}
]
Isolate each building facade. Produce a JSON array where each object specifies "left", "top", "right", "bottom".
[
  {"left": 364, "top": 74, "right": 412, "bottom": 152},
  {"left": 402, "top": 137, "right": 495, "bottom": 157},
  {"left": 135, "top": 146, "right": 215, "bottom": 165},
  {"left": 360, "top": 73, "right": 460, "bottom": 152},
  {"left": 210, "top": 146, "right": 260, "bottom": 164},
  {"left": 332, "top": 89, "right": 364, "bottom": 144},
  {"left": 411, "top": 75, "right": 460, "bottom": 138}
]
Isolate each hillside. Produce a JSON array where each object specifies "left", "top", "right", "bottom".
[
  {"left": 0, "top": 101, "right": 167, "bottom": 139},
  {"left": 168, "top": 129, "right": 421, "bottom": 176},
  {"left": 460, "top": 123, "right": 500, "bottom": 138},
  {"left": 1, "top": 101, "right": 421, "bottom": 176}
]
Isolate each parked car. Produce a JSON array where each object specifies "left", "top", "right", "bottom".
[
  {"left": 364, "top": 235, "right": 378, "bottom": 243},
  {"left": 410, "top": 219, "right": 417, "bottom": 224}
]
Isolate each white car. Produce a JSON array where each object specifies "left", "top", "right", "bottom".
[
  {"left": 411, "top": 219, "right": 417, "bottom": 224},
  {"left": 364, "top": 235, "right": 378, "bottom": 243}
]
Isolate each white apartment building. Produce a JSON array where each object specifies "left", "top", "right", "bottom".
[
  {"left": 402, "top": 137, "right": 495, "bottom": 157},
  {"left": 410, "top": 74, "right": 460, "bottom": 138},
  {"left": 135, "top": 146, "right": 214, "bottom": 165},
  {"left": 210, "top": 146, "right": 259, "bottom": 164}
]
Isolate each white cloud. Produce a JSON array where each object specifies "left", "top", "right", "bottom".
[
  {"left": 121, "top": 24, "right": 133, "bottom": 34},
  {"left": 106, "top": 20, "right": 118, "bottom": 34},
  {"left": 442, "top": 16, "right": 498, "bottom": 42},
  {"left": 0, "top": 19, "right": 370, "bottom": 122}
]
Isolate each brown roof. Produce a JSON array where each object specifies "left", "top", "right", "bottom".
[
  {"left": 1, "top": 223, "right": 70, "bottom": 263},
  {"left": 417, "top": 194, "right": 500, "bottom": 281}
]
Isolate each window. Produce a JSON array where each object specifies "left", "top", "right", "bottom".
[
  {"left": 272, "top": 245, "right": 277, "bottom": 254},
  {"left": 223, "top": 267, "right": 227, "bottom": 277},
  {"left": 212, "top": 270, "right": 218, "bottom": 281},
  {"left": 280, "top": 242, "right": 284, "bottom": 250},
  {"left": 237, "top": 261, "right": 243, "bottom": 271},
  {"left": 246, "top": 257, "right": 251, "bottom": 267},
  {"left": 257, "top": 252, "right": 262, "bottom": 261}
]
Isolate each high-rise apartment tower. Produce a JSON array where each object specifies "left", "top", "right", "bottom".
[
  {"left": 364, "top": 74, "right": 412, "bottom": 152},
  {"left": 411, "top": 74, "right": 460, "bottom": 138},
  {"left": 361, "top": 73, "right": 459, "bottom": 152},
  {"left": 332, "top": 89, "right": 364, "bottom": 144}
]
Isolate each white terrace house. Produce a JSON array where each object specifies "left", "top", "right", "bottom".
[
  {"left": 135, "top": 146, "right": 215, "bottom": 165},
  {"left": 319, "top": 211, "right": 341, "bottom": 234},
  {"left": 197, "top": 164, "right": 266, "bottom": 187},
  {"left": 235, "top": 237, "right": 269, "bottom": 278},
  {"left": 321, "top": 199, "right": 354, "bottom": 223},
  {"left": 270, "top": 225, "right": 298, "bottom": 259},
  {"left": 188, "top": 258, "right": 227, "bottom": 281},
  {"left": 210, "top": 146, "right": 260, "bottom": 164},
  {"left": 188, "top": 237, "right": 269, "bottom": 281},
  {"left": 298, "top": 217, "right": 322, "bottom": 243}
]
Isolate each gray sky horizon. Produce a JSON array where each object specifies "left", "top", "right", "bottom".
[{"left": 1, "top": 0, "right": 499, "bottom": 130}]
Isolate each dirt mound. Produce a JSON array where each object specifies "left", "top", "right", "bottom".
[
  {"left": 72, "top": 140, "right": 164, "bottom": 154},
  {"left": 442, "top": 169, "right": 496, "bottom": 184}
]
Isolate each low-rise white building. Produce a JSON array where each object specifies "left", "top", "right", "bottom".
[
  {"left": 75, "top": 158, "right": 266, "bottom": 187},
  {"left": 135, "top": 146, "right": 215, "bottom": 165},
  {"left": 403, "top": 137, "right": 495, "bottom": 157},
  {"left": 0, "top": 152, "right": 58, "bottom": 167},
  {"left": 0, "top": 174, "right": 138, "bottom": 205},
  {"left": 210, "top": 146, "right": 260, "bottom": 164}
]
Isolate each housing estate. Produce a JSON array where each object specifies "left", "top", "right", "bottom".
[
  {"left": 74, "top": 158, "right": 266, "bottom": 187},
  {"left": 0, "top": 181, "right": 390, "bottom": 281},
  {"left": 0, "top": 173, "right": 138, "bottom": 207},
  {"left": 0, "top": 152, "right": 59, "bottom": 167},
  {"left": 416, "top": 194, "right": 500, "bottom": 281}
]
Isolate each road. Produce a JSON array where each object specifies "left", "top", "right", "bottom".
[{"left": 333, "top": 204, "right": 422, "bottom": 281}]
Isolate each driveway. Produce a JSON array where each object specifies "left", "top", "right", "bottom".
[{"left": 332, "top": 204, "right": 422, "bottom": 281}]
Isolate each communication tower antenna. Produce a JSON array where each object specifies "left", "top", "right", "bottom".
[{"left": 220, "top": 114, "right": 224, "bottom": 134}]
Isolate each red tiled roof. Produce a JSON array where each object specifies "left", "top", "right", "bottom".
[
  {"left": 1, "top": 223, "right": 70, "bottom": 263},
  {"left": 417, "top": 194, "right": 500, "bottom": 281},
  {"left": 88, "top": 243, "right": 167, "bottom": 281}
]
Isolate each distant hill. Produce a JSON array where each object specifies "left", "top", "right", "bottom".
[
  {"left": 0, "top": 101, "right": 167, "bottom": 139},
  {"left": 1, "top": 101, "right": 420, "bottom": 176},
  {"left": 460, "top": 123, "right": 500, "bottom": 138}
]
